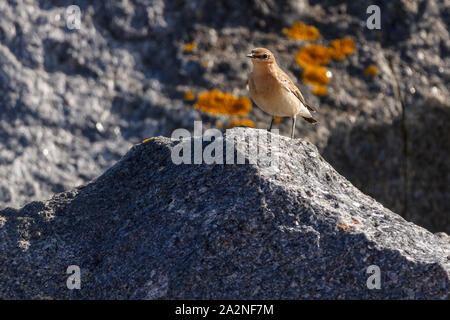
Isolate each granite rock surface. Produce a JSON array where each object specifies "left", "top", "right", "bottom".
[{"left": 0, "top": 128, "right": 448, "bottom": 299}]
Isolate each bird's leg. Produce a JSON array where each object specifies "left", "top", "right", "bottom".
[
  {"left": 291, "top": 116, "right": 296, "bottom": 139},
  {"left": 268, "top": 117, "right": 274, "bottom": 132}
]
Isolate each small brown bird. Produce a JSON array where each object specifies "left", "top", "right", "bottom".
[{"left": 247, "top": 48, "right": 318, "bottom": 138}]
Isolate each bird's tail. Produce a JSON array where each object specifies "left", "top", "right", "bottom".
[{"left": 302, "top": 116, "right": 318, "bottom": 124}]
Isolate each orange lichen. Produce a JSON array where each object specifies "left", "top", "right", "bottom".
[
  {"left": 365, "top": 65, "right": 378, "bottom": 76},
  {"left": 184, "top": 91, "right": 196, "bottom": 101},
  {"left": 273, "top": 117, "right": 282, "bottom": 124},
  {"left": 226, "top": 119, "right": 256, "bottom": 129},
  {"left": 194, "top": 89, "right": 252, "bottom": 116},
  {"left": 295, "top": 45, "right": 331, "bottom": 67},
  {"left": 312, "top": 85, "right": 328, "bottom": 97},
  {"left": 329, "top": 37, "right": 355, "bottom": 60},
  {"left": 183, "top": 42, "right": 196, "bottom": 52},
  {"left": 295, "top": 38, "right": 355, "bottom": 67},
  {"left": 294, "top": 34, "right": 355, "bottom": 98},
  {"left": 283, "top": 21, "right": 320, "bottom": 40},
  {"left": 302, "top": 66, "right": 330, "bottom": 86},
  {"left": 143, "top": 138, "right": 152, "bottom": 143}
]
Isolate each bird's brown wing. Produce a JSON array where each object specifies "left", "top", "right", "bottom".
[{"left": 277, "top": 69, "right": 316, "bottom": 113}]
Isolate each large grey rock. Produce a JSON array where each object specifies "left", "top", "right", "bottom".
[
  {"left": 1, "top": 128, "right": 448, "bottom": 299},
  {"left": 0, "top": 0, "right": 448, "bottom": 234}
]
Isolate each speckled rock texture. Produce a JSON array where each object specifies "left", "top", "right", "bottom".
[
  {"left": 0, "top": 0, "right": 448, "bottom": 234},
  {"left": 0, "top": 128, "right": 448, "bottom": 299}
]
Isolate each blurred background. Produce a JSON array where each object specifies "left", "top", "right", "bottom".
[{"left": 0, "top": 0, "right": 448, "bottom": 233}]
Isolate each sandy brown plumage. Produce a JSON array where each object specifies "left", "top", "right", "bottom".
[{"left": 247, "top": 48, "right": 318, "bottom": 138}]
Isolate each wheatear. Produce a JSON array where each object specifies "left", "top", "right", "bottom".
[{"left": 247, "top": 48, "right": 318, "bottom": 138}]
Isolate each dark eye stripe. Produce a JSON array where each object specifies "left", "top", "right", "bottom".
[{"left": 254, "top": 55, "right": 269, "bottom": 59}]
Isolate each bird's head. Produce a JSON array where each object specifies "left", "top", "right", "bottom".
[{"left": 246, "top": 48, "right": 276, "bottom": 67}]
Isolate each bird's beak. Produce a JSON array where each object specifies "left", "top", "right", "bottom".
[{"left": 246, "top": 53, "right": 254, "bottom": 58}]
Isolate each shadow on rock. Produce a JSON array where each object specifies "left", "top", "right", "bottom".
[{"left": 323, "top": 96, "right": 450, "bottom": 234}]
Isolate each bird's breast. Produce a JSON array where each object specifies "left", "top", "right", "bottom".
[{"left": 249, "top": 73, "right": 300, "bottom": 117}]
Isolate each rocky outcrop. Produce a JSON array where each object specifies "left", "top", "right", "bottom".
[
  {"left": 1, "top": 128, "right": 448, "bottom": 299},
  {"left": 0, "top": 1, "right": 448, "bottom": 232}
]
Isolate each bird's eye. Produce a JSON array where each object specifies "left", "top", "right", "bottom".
[{"left": 263, "top": 54, "right": 269, "bottom": 59}]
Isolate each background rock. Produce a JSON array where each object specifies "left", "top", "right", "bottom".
[
  {"left": 0, "top": 128, "right": 448, "bottom": 299},
  {"left": 0, "top": 0, "right": 448, "bottom": 235}
]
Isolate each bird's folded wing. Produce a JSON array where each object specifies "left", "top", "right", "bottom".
[{"left": 277, "top": 70, "right": 317, "bottom": 112}]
